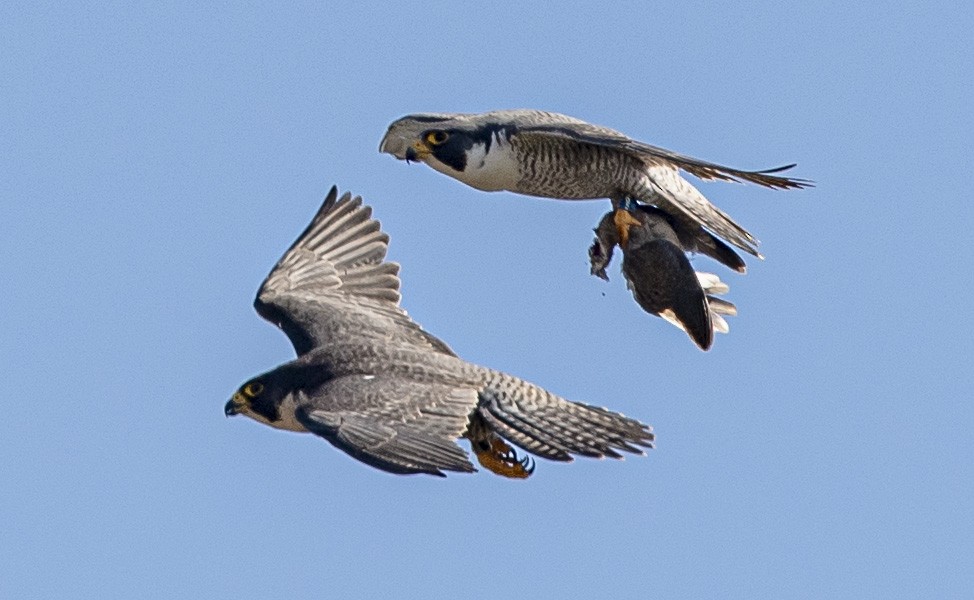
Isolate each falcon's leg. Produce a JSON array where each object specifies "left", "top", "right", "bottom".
[
  {"left": 474, "top": 437, "right": 535, "bottom": 479},
  {"left": 613, "top": 196, "right": 642, "bottom": 248}
]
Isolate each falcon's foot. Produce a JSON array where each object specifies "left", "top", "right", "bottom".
[
  {"left": 613, "top": 207, "right": 643, "bottom": 248},
  {"left": 475, "top": 437, "right": 535, "bottom": 479}
]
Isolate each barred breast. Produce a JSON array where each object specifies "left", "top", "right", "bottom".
[{"left": 510, "top": 136, "right": 646, "bottom": 199}]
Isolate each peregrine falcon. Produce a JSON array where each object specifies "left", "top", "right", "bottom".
[
  {"left": 225, "top": 186, "right": 654, "bottom": 477},
  {"left": 379, "top": 109, "right": 812, "bottom": 259},
  {"left": 589, "top": 205, "right": 737, "bottom": 351}
]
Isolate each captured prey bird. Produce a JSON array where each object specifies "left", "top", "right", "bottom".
[
  {"left": 225, "top": 186, "right": 654, "bottom": 478},
  {"left": 379, "top": 109, "right": 812, "bottom": 260},
  {"left": 589, "top": 205, "right": 738, "bottom": 351}
]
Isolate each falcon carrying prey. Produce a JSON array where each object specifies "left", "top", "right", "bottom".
[
  {"left": 225, "top": 186, "right": 653, "bottom": 477},
  {"left": 379, "top": 110, "right": 810, "bottom": 349},
  {"left": 379, "top": 109, "right": 811, "bottom": 259}
]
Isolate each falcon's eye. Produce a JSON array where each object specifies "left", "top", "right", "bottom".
[
  {"left": 425, "top": 131, "right": 449, "bottom": 146},
  {"left": 244, "top": 381, "right": 264, "bottom": 397}
]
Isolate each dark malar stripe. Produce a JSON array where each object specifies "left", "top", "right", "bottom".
[{"left": 471, "top": 122, "right": 515, "bottom": 154}]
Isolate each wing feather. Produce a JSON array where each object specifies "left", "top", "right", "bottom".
[
  {"left": 295, "top": 376, "right": 478, "bottom": 476},
  {"left": 255, "top": 186, "right": 455, "bottom": 357},
  {"left": 510, "top": 113, "right": 813, "bottom": 189}
]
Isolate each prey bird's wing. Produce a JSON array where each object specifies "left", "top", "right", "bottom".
[
  {"left": 589, "top": 206, "right": 738, "bottom": 349},
  {"left": 256, "top": 186, "right": 455, "bottom": 357},
  {"left": 511, "top": 116, "right": 813, "bottom": 189},
  {"left": 295, "top": 376, "right": 477, "bottom": 477}
]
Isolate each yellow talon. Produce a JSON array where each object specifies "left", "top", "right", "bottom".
[
  {"left": 613, "top": 208, "right": 642, "bottom": 248},
  {"left": 475, "top": 438, "right": 535, "bottom": 479}
]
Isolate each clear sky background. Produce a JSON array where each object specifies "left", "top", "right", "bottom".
[{"left": 2, "top": 2, "right": 971, "bottom": 598}]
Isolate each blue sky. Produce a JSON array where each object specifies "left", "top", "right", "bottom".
[{"left": 2, "top": 2, "right": 971, "bottom": 598}]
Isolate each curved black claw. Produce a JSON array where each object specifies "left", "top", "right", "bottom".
[{"left": 474, "top": 437, "right": 535, "bottom": 479}]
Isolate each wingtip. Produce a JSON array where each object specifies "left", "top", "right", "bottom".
[
  {"left": 695, "top": 336, "right": 714, "bottom": 352},
  {"left": 743, "top": 164, "right": 815, "bottom": 190},
  {"left": 321, "top": 185, "right": 343, "bottom": 212},
  {"left": 759, "top": 164, "right": 814, "bottom": 187},
  {"left": 756, "top": 163, "right": 797, "bottom": 175}
]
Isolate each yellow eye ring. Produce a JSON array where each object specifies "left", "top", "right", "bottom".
[
  {"left": 425, "top": 131, "right": 449, "bottom": 146},
  {"left": 244, "top": 381, "right": 264, "bottom": 397}
]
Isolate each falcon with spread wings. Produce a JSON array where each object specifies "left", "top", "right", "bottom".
[{"left": 225, "top": 187, "right": 653, "bottom": 477}]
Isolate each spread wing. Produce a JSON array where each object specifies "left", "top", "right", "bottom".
[
  {"left": 255, "top": 186, "right": 455, "bottom": 357},
  {"left": 295, "top": 376, "right": 477, "bottom": 476},
  {"left": 508, "top": 111, "right": 813, "bottom": 189}
]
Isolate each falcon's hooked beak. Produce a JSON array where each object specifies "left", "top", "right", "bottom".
[
  {"left": 224, "top": 393, "right": 245, "bottom": 417},
  {"left": 404, "top": 140, "right": 431, "bottom": 164}
]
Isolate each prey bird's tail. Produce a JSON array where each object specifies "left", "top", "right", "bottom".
[
  {"left": 656, "top": 272, "right": 738, "bottom": 339},
  {"left": 696, "top": 273, "right": 737, "bottom": 334}
]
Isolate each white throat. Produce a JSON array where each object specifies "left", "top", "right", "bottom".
[{"left": 426, "top": 132, "right": 520, "bottom": 192}]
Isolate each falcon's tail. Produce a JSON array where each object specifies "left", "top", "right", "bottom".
[
  {"left": 637, "top": 168, "right": 763, "bottom": 258},
  {"left": 475, "top": 372, "right": 654, "bottom": 464}
]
